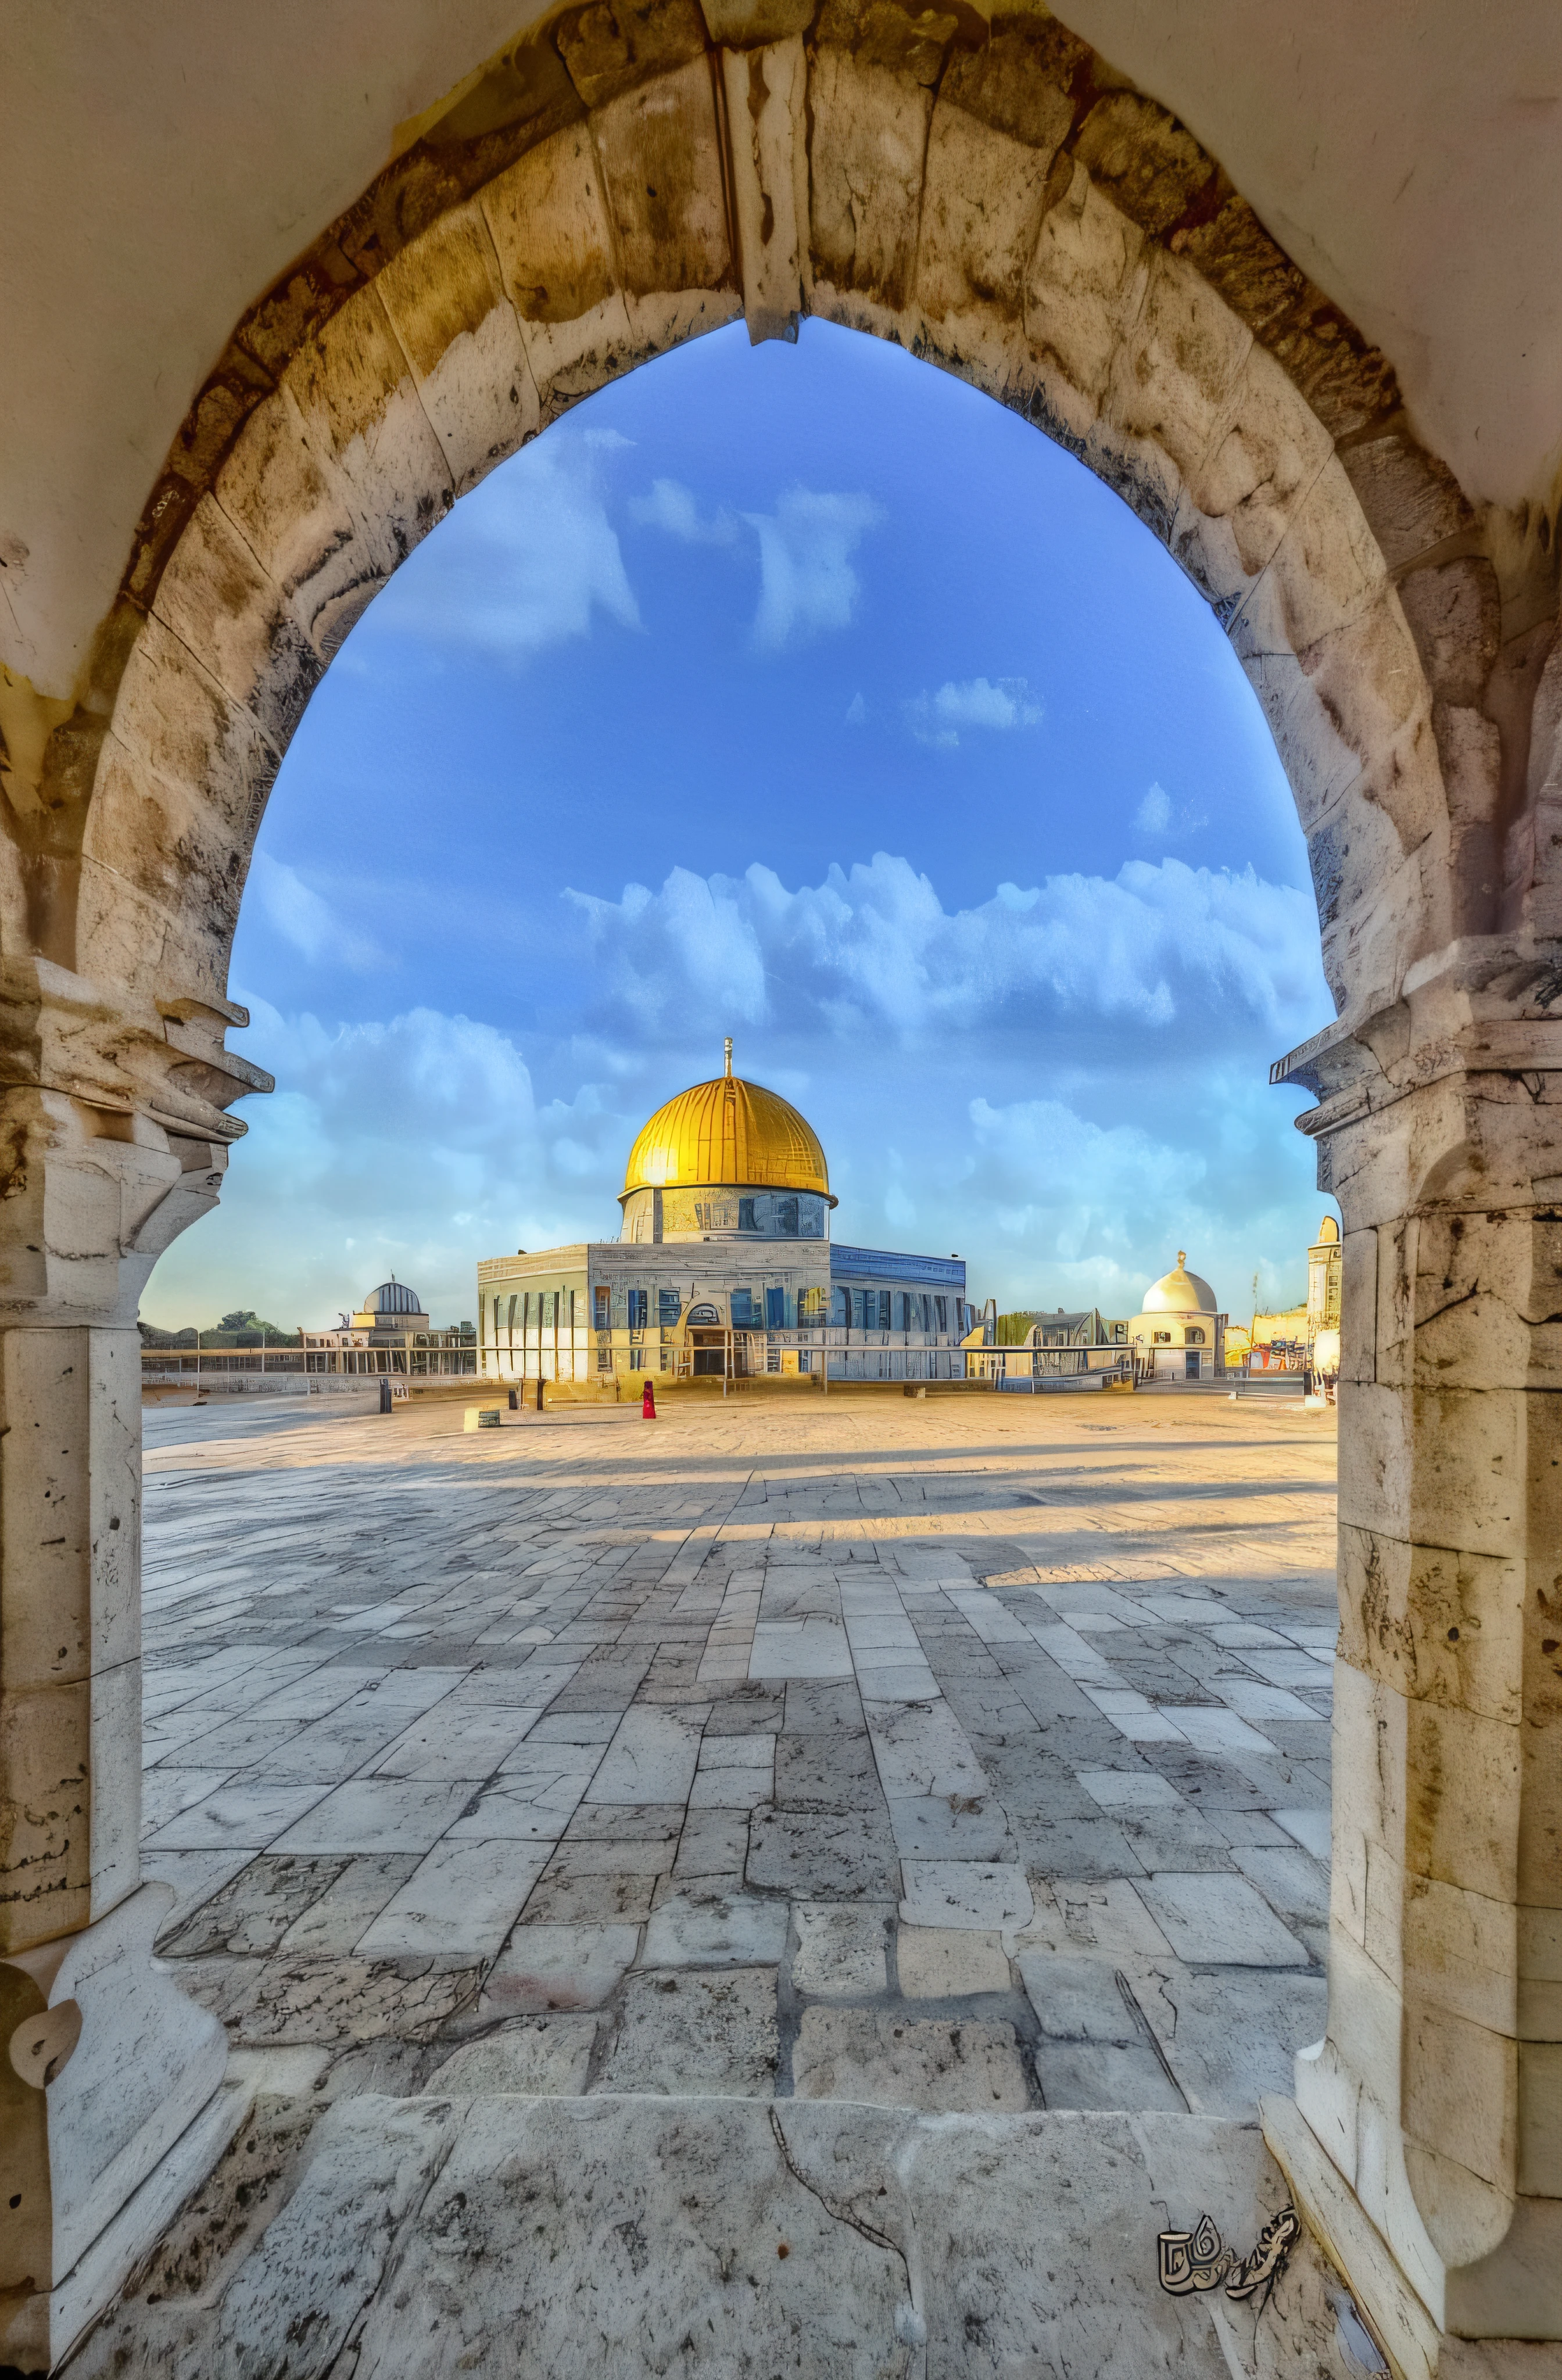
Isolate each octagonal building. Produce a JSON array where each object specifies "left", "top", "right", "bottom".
[{"left": 478, "top": 1043, "right": 974, "bottom": 1388}]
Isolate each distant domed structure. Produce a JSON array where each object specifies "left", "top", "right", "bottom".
[
  {"left": 360, "top": 1279, "right": 423, "bottom": 1316},
  {"left": 350, "top": 1277, "right": 429, "bottom": 1330},
  {"left": 1127, "top": 1252, "right": 1224, "bottom": 1380},
  {"left": 1140, "top": 1253, "right": 1219, "bottom": 1316}
]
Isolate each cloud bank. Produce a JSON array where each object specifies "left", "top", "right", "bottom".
[
  {"left": 567, "top": 852, "right": 1328, "bottom": 1046},
  {"left": 145, "top": 851, "right": 1332, "bottom": 1332}
]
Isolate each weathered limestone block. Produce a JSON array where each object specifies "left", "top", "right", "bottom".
[
  {"left": 807, "top": 0, "right": 955, "bottom": 322},
  {"left": 722, "top": 39, "right": 809, "bottom": 342},
  {"left": 374, "top": 203, "right": 543, "bottom": 493},
  {"left": 592, "top": 57, "right": 729, "bottom": 294},
  {"left": 1101, "top": 245, "right": 1253, "bottom": 549},
  {"left": 1, "top": 1885, "right": 243, "bottom": 2370},
  {"left": 207, "top": 388, "right": 375, "bottom": 663},
  {"left": 98, "top": 612, "right": 278, "bottom": 857},
  {"left": 480, "top": 124, "right": 635, "bottom": 411},
  {"left": 1339, "top": 429, "right": 1478, "bottom": 576},
  {"left": 148, "top": 495, "right": 323, "bottom": 758},
  {"left": 1018, "top": 157, "right": 1148, "bottom": 456},
  {"left": 1175, "top": 339, "right": 1334, "bottom": 611},
  {"left": 0, "top": 1325, "right": 141, "bottom": 1945},
  {"left": 1399, "top": 559, "right": 1502, "bottom": 708},
  {"left": 1070, "top": 88, "right": 1217, "bottom": 241},
  {"left": 1510, "top": 632, "right": 1562, "bottom": 944},
  {"left": 589, "top": 56, "right": 741, "bottom": 352},
  {"left": 278, "top": 284, "right": 455, "bottom": 616},
  {"left": 915, "top": 37, "right": 1074, "bottom": 330},
  {"left": 1235, "top": 456, "right": 1392, "bottom": 661},
  {"left": 555, "top": 0, "right": 709, "bottom": 110}
]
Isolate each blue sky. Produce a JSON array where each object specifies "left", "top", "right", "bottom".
[{"left": 142, "top": 318, "right": 1336, "bottom": 1332}]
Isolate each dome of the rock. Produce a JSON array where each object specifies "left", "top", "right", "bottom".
[{"left": 621, "top": 1046, "right": 833, "bottom": 1205}]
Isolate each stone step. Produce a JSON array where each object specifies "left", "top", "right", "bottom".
[{"left": 70, "top": 2092, "right": 1366, "bottom": 2379}]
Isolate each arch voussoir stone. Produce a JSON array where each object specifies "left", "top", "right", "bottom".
[{"left": 3, "top": 3, "right": 1557, "bottom": 2368}]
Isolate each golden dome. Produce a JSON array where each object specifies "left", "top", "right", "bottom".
[
  {"left": 1141, "top": 1251, "right": 1217, "bottom": 1313},
  {"left": 621, "top": 1047, "right": 833, "bottom": 1204}
]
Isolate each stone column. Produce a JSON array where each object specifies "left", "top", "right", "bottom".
[
  {"left": 0, "top": 972, "right": 268, "bottom": 2367},
  {"left": 1263, "top": 952, "right": 1561, "bottom": 2378}
]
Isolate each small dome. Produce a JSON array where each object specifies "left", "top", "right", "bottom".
[
  {"left": 622, "top": 1050, "right": 833, "bottom": 1204},
  {"left": 1141, "top": 1252, "right": 1217, "bottom": 1313},
  {"left": 361, "top": 1279, "right": 421, "bottom": 1315}
]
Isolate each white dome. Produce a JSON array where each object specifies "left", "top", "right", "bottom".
[{"left": 1141, "top": 1252, "right": 1217, "bottom": 1313}]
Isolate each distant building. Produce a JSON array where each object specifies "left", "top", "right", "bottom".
[
  {"left": 1126, "top": 1253, "right": 1226, "bottom": 1381},
  {"left": 980, "top": 1307, "right": 1131, "bottom": 1384},
  {"left": 477, "top": 1044, "right": 976, "bottom": 1387},
  {"left": 1233, "top": 1215, "right": 1342, "bottom": 1375},
  {"left": 301, "top": 1279, "right": 476, "bottom": 1378}
]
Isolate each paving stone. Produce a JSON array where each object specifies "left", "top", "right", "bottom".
[
  {"left": 585, "top": 1709, "right": 703, "bottom": 1804},
  {"left": 1012, "top": 1814, "right": 1145, "bottom": 1881},
  {"left": 1274, "top": 1807, "right": 1331, "bottom": 1858},
  {"left": 895, "top": 1926, "right": 1011, "bottom": 1998},
  {"left": 673, "top": 1807, "right": 751, "bottom": 1877},
  {"left": 1231, "top": 1844, "right": 1330, "bottom": 1956},
  {"left": 642, "top": 1890, "right": 789, "bottom": 1967},
  {"left": 1132, "top": 1963, "right": 1330, "bottom": 2116},
  {"left": 522, "top": 1870, "right": 660, "bottom": 1924},
  {"left": 1018, "top": 1951, "right": 1186, "bottom": 2112},
  {"left": 886, "top": 1795, "right": 1011, "bottom": 1860},
  {"left": 271, "top": 1779, "right": 472, "bottom": 1855},
  {"left": 747, "top": 1805, "right": 899, "bottom": 1898},
  {"left": 357, "top": 1838, "right": 554, "bottom": 1956},
  {"left": 1020, "top": 1879, "right": 1175, "bottom": 1964},
  {"left": 792, "top": 2007, "right": 1031, "bottom": 2112},
  {"left": 1137, "top": 1872, "right": 1311, "bottom": 1967},
  {"left": 425, "top": 2015, "right": 599, "bottom": 2096},
  {"left": 595, "top": 1968, "right": 780, "bottom": 2096},
  {"left": 156, "top": 1854, "right": 346, "bottom": 1955},
  {"left": 899, "top": 1861, "right": 1034, "bottom": 1931},
  {"left": 277, "top": 1855, "right": 423, "bottom": 1954},
  {"left": 862, "top": 1700, "right": 986, "bottom": 1797},
  {"left": 790, "top": 1903, "right": 894, "bottom": 1998},
  {"left": 481, "top": 1923, "right": 640, "bottom": 2013},
  {"left": 772, "top": 1729, "right": 881, "bottom": 1812}
]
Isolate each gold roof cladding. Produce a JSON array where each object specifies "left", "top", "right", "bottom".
[{"left": 621, "top": 1074, "right": 833, "bottom": 1205}]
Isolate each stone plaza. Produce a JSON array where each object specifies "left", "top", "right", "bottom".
[{"left": 60, "top": 1381, "right": 1363, "bottom": 2375}]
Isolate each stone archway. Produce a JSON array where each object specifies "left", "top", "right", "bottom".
[{"left": 2, "top": 3, "right": 1558, "bottom": 2369}]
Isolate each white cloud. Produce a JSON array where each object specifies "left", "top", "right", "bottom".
[
  {"left": 144, "top": 852, "right": 1333, "bottom": 1342},
  {"left": 142, "top": 999, "right": 641, "bottom": 1330},
  {"left": 249, "top": 853, "right": 383, "bottom": 973},
  {"left": 629, "top": 476, "right": 738, "bottom": 544},
  {"left": 1133, "top": 780, "right": 1208, "bottom": 841},
  {"left": 367, "top": 431, "right": 640, "bottom": 660},
  {"left": 906, "top": 676, "right": 1044, "bottom": 748},
  {"left": 743, "top": 488, "right": 883, "bottom": 650},
  {"left": 566, "top": 852, "right": 1329, "bottom": 1048}
]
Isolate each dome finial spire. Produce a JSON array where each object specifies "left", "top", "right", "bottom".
[
  {"left": 723, "top": 1036, "right": 733, "bottom": 1078},
  {"left": 1177, "top": 1250, "right": 1186, "bottom": 1268}
]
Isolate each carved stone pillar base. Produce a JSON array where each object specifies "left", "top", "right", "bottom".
[
  {"left": 1263, "top": 2096, "right": 1561, "bottom": 2380},
  {"left": 1, "top": 1884, "right": 250, "bottom": 2370}
]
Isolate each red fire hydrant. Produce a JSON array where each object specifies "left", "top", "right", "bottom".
[{"left": 642, "top": 1379, "right": 657, "bottom": 1420}]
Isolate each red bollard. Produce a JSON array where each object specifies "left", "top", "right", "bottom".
[{"left": 642, "top": 1380, "right": 657, "bottom": 1419}]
